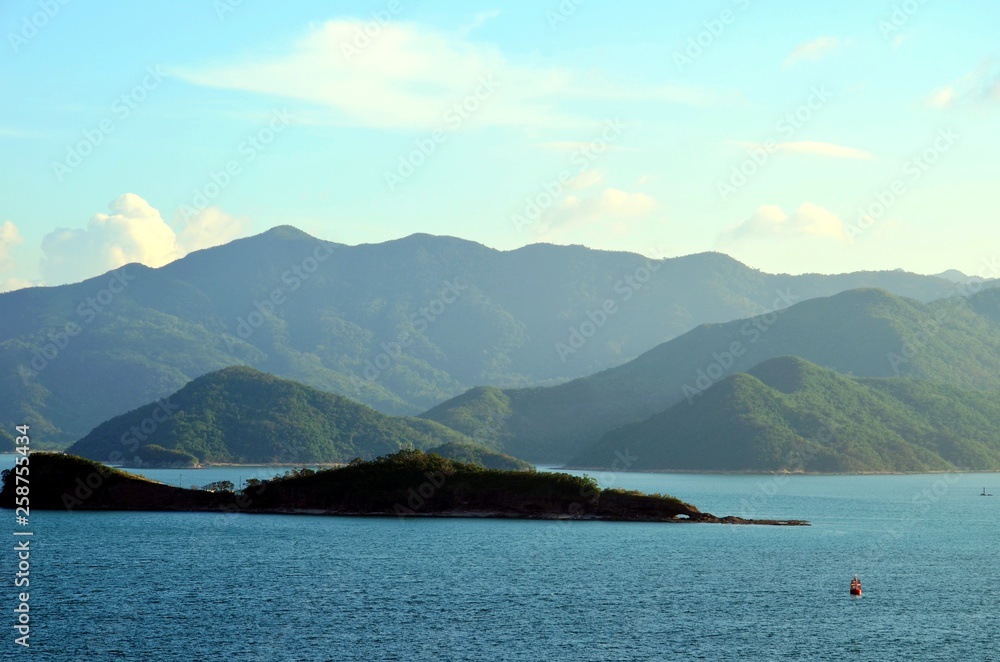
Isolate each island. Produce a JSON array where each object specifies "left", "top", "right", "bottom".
[{"left": 1, "top": 451, "right": 808, "bottom": 525}]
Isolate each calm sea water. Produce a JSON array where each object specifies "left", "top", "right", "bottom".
[{"left": 4, "top": 455, "right": 999, "bottom": 660}]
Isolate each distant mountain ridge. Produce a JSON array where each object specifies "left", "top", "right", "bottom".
[
  {"left": 421, "top": 286, "right": 1000, "bottom": 462},
  {"left": 569, "top": 356, "right": 1000, "bottom": 472},
  {"left": 1, "top": 225, "right": 960, "bottom": 444}
]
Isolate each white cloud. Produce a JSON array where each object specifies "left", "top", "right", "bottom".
[
  {"left": 735, "top": 140, "right": 874, "bottom": 160},
  {"left": 784, "top": 37, "right": 842, "bottom": 66},
  {"left": 176, "top": 206, "right": 246, "bottom": 255},
  {"left": 458, "top": 10, "right": 501, "bottom": 36},
  {"left": 536, "top": 187, "right": 658, "bottom": 240},
  {"left": 599, "top": 188, "right": 657, "bottom": 216},
  {"left": 174, "top": 20, "right": 722, "bottom": 131},
  {"left": 534, "top": 140, "right": 635, "bottom": 154},
  {"left": 40, "top": 194, "right": 245, "bottom": 286},
  {"left": 0, "top": 126, "right": 30, "bottom": 138},
  {"left": 0, "top": 221, "right": 32, "bottom": 293},
  {"left": 928, "top": 86, "right": 955, "bottom": 108},
  {"left": 719, "top": 202, "right": 848, "bottom": 244},
  {"left": 567, "top": 169, "right": 604, "bottom": 190},
  {"left": 0, "top": 221, "right": 23, "bottom": 272},
  {"left": 928, "top": 61, "right": 1000, "bottom": 108}
]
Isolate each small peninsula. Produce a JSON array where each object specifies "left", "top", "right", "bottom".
[{"left": 2, "top": 451, "right": 807, "bottom": 525}]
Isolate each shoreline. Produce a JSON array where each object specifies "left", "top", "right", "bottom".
[
  {"left": 13, "top": 503, "right": 809, "bottom": 526},
  {"left": 9, "top": 453, "right": 994, "bottom": 477},
  {"left": 557, "top": 466, "right": 1000, "bottom": 476},
  {"left": 3, "top": 452, "right": 810, "bottom": 527}
]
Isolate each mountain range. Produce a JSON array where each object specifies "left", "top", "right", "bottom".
[
  {"left": 421, "top": 286, "right": 1000, "bottom": 461},
  {"left": 0, "top": 226, "right": 961, "bottom": 445},
  {"left": 569, "top": 356, "right": 1000, "bottom": 472}
]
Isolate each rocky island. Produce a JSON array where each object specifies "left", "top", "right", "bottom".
[{"left": 2, "top": 451, "right": 808, "bottom": 525}]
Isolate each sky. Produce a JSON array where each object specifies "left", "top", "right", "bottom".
[{"left": 2, "top": 0, "right": 1000, "bottom": 290}]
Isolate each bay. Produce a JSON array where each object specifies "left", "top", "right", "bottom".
[{"left": 3, "top": 455, "right": 998, "bottom": 660}]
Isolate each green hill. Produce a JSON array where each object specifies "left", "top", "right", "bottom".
[
  {"left": 4, "top": 451, "right": 811, "bottom": 525},
  {"left": 424, "top": 441, "right": 533, "bottom": 471},
  {"left": 569, "top": 356, "right": 1000, "bottom": 472},
  {"left": 421, "top": 286, "right": 1000, "bottom": 462},
  {"left": 64, "top": 367, "right": 489, "bottom": 466},
  {"left": 1, "top": 226, "right": 957, "bottom": 445}
]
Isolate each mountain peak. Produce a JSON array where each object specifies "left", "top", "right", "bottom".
[
  {"left": 747, "top": 356, "right": 824, "bottom": 394},
  {"left": 933, "top": 269, "right": 970, "bottom": 283},
  {"left": 258, "top": 225, "right": 318, "bottom": 241}
]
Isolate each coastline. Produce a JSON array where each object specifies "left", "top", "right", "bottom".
[
  {"left": 557, "top": 465, "right": 1000, "bottom": 476},
  {"left": 5, "top": 455, "right": 995, "bottom": 476},
  {"left": 2, "top": 452, "right": 811, "bottom": 526},
  {"left": 19, "top": 503, "right": 809, "bottom": 526}
]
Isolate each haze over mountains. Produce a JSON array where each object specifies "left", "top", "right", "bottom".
[
  {"left": 0, "top": 225, "right": 969, "bottom": 448},
  {"left": 66, "top": 366, "right": 532, "bottom": 470},
  {"left": 422, "top": 287, "right": 1000, "bottom": 462},
  {"left": 570, "top": 356, "right": 1000, "bottom": 472}
]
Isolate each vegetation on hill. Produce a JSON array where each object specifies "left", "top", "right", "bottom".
[
  {"left": 424, "top": 441, "right": 534, "bottom": 471},
  {"left": 65, "top": 367, "right": 483, "bottom": 466},
  {"left": 5, "top": 451, "right": 780, "bottom": 523},
  {"left": 423, "top": 286, "right": 1000, "bottom": 462},
  {"left": 569, "top": 356, "right": 1000, "bottom": 472},
  {"left": 0, "top": 226, "right": 958, "bottom": 445}
]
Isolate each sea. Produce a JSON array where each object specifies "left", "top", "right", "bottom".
[{"left": 3, "top": 455, "right": 998, "bottom": 661}]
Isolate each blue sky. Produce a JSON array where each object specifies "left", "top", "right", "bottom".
[{"left": 2, "top": 0, "right": 999, "bottom": 289}]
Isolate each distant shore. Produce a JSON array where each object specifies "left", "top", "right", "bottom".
[
  {"left": 3, "top": 453, "right": 996, "bottom": 476},
  {"left": 114, "top": 461, "right": 348, "bottom": 470},
  {"left": 558, "top": 465, "right": 1000, "bottom": 476}
]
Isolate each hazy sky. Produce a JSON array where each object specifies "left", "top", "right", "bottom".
[{"left": 2, "top": 0, "right": 999, "bottom": 290}]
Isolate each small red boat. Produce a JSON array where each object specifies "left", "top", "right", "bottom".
[{"left": 850, "top": 576, "right": 862, "bottom": 596}]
